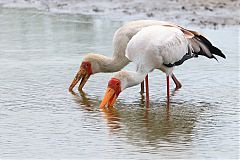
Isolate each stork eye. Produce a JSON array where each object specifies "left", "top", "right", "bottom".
[{"left": 116, "top": 83, "right": 119, "bottom": 86}]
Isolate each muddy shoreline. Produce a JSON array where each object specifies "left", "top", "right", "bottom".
[{"left": 0, "top": 0, "right": 239, "bottom": 28}]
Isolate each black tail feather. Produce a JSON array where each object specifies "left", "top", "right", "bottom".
[
  {"left": 210, "top": 45, "right": 226, "bottom": 59},
  {"left": 197, "top": 35, "right": 226, "bottom": 59}
]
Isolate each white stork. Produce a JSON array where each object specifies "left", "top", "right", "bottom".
[{"left": 99, "top": 25, "right": 226, "bottom": 108}]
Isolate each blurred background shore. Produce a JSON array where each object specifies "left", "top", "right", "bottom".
[{"left": 0, "top": 0, "right": 239, "bottom": 27}]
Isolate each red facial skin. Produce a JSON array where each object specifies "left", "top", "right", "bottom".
[
  {"left": 99, "top": 78, "right": 121, "bottom": 109},
  {"left": 108, "top": 78, "right": 121, "bottom": 96},
  {"left": 81, "top": 61, "right": 93, "bottom": 75}
]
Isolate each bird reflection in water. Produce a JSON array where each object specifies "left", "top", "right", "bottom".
[
  {"left": 118, "top": 104, "right": 199, "bottom": 146},
  {"left": 103, "top": 99, "right": 203, "bottom": 146},
  {"left": 69, "top": 90, "right": 96, "bottom": 111},
  {"left": 101, "top": 107, "right": 121, "bottom": 133},
  {"left": 70, "top": 90, "right": 122, "bottom": 132},
  {"left": 70, "top": 91, "right": 204, "bottom": 145}
]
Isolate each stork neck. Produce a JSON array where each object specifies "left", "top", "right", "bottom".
[
  {"left": 125, "top": 71, "right": 148, "bottom": 89},
  {"left": 99, "top": 55, "right": 130, "bottom": 73}
]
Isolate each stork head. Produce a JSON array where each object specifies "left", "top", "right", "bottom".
[
  {"left": 69, "top": 54, "right": 102, "bottom": 92},
  {"left": 99, "top": 71, "right": 133, "bottom": 109}
]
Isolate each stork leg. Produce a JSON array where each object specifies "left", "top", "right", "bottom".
[
  {"left": 145, "top": 75, "right": 149, "bottom": 108},
  {"left": 143, "top": 73, "right": 179, "bottom": 106},
  {"left": 171, "top": 73, "right": 182, "bottom": 90},
  {"left": 140, "top": 81, "right": 144, "bottom": 94},
  {"left": 166, "top": 75, "right": 170, "bottom": 103}
]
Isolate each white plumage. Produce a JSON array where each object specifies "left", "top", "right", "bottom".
[{"left": 126, "top": 25, "right": 189, "bottom": 75}]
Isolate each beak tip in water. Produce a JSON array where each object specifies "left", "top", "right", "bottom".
[
  {"left": 99, "top": 102, "right": 106, "bottom": 109},
  {"left": 68, "top": 87, "right": 73, "bottom": 92},
  {"left": 99, "top": 87, "right": 118, "bottom": 109}
]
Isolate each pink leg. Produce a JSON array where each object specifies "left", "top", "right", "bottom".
[
  {"left": 171, "top": 73, "right": 182, "bottom": 90},
  {"left": 166, "top": 75, "right": 170, "bottom": 103},
  {"left": 145, "top": 75, "right": 149, "bottom": 108}
]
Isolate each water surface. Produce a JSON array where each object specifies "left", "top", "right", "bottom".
[{"left": 0, "top": 8, "right": 239, "bottom": 159}]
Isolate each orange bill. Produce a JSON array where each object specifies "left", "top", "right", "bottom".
[
  {"left": 69, "top": 67, "right": 87, "bottom": 92},
  {"left": 99, "top": 87, "right": 117, "bottom": 109},
  {"left": 78, "top": 74, "right": 90, "bottom": 91}
]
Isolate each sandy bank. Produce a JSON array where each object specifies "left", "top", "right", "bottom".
[{"left": 0, "top": 0, "right": 239, "bottom": 27}]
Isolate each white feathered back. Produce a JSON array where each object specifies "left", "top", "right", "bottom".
[{"left": 126, "top": 25, "right": 188, "bottom": 73}]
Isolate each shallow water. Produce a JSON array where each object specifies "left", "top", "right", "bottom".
[{"left": 0, "top": 8, "right": 239, "bottom": 159}]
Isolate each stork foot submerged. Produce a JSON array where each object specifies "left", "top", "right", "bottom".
[
  {"left": 145, "top": 75, "right": 150, "bottom": 108},
  {"left": 167, "top": 75, "right": 170, "bottom": 103},
  {"left": 140, "top": 81, "right": 145, "bottom": 94}
]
